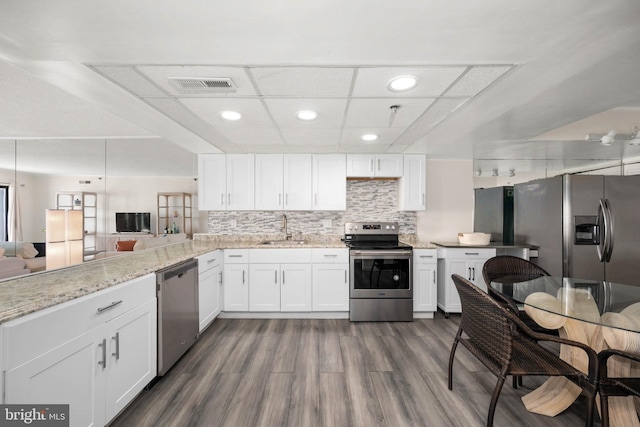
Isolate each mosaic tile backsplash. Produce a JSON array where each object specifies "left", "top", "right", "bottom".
[{"left": 206, "top": 180, "right": 417, "bottom": 235}]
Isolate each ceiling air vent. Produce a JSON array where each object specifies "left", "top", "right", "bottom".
[{"left": 168, "top": 77, "right": 236, "bottom": 93}]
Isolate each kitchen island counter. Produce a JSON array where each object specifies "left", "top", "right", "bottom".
[{"left": 0, "top": 235, "right": 350, "bottom": 324}]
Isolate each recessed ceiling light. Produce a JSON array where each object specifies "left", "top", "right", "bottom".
[
  {"left": 388, "top": 75, "right": 418, "bottom": 92},
  {"left": 220, "top": 110, "right": 242, "bottom": 121},
  {"left": 361, "top": 134, "right": 378, "bottom": 142},
  {"left": 296, "top": 110, "right": 318, "bottom": 121}
]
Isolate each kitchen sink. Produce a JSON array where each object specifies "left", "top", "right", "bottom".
[{"left": 260, "top": 240, "right": 307, "bottom": 245}]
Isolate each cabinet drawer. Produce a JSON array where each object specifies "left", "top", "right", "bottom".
[
  {"left": 249, "top": 248, "right": 311, "bottom": 264},
  {"left": 197, "top": 250, "right": 221, "bottom": 273},
  {"left": 224, "top": 249, "right": 249, "bottom": 263},
  {"left": 312, "top": 248, "right": 349, "bottom": 264},
  {"left": 437, "top": 248, "right": 496, "bottom": 259},
  {"left": 413, "top": 249, "right": 437, "bottom": 264},
  {"left": 2, "top": 274, "right": 156, "bottom": 369}
]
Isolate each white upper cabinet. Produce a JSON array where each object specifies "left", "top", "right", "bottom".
[
  {"left": 254, "top": 154, "right": 313, "bottom": 211},
  {"left": 398, "top": 154, "right": 426, "bottom": 211},
  {"left": 198, "top": 154, "right": 227, "bottom": 210},
  {"left": 198, "top": 154, "right": 254, "bottom": 211},
  {"left": 312, "top": 154, "right": 346, "bottom": 210},
  {"left": 283, "top": 154, "right": 313, "bottom": 210},
  {"left": 226, "top": 155, "right": 255, "bottom": 210},
  {"left": 346, "top": 154, "right": 404, "bottom": 178},
  {"left": 255, "top": 154, "right": 284, "bottom": 210}
]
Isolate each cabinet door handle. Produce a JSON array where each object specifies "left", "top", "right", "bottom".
[
  {"left": 465, "top": 252, "right": 479, "bottom": 256},
  {"left": 229, "top": 254, "right": 243, "bottom": 258},
  {"left": 279, "top": 193, "right": 282, "bottom": 206},
  {"left": 472, "top": 267, "right": 475, "bottom": 281},
  {"left": 377, "top": 158, "right": 381, "bottom": 171},
  {"left": 98, "top": 339, "right": 107, "bottom": 369},
  {"left": 242, "top": 270, "right": 245, "bottom": 284},
  {"left": 468, "top": 268, "right": 472, "bottom": 280},
  {"left": 97, "top": 300, "right": 122, "bottom": 313},
  {"left": 228, "top": 193, "right": 231, "bottom": 205},
  {"left": 422, "top": 193, "right": 425, "bottom": 206},
  {"left": 275, "top": 270, "right": 278, "bottom": 284},
  {"left": 219, "top": 271, "right": 223, "bottom": 284},
  {"left": 282, "top": 271, "right": 285, "bottom": 284},
  {"left": 314, "top": 193, "right": 318, "bottom": 206},
  {"left": 419, "top": 255, "right": 433, "bottom": 258},
  {"left": 345, "top": 269, "right": 347, "bottom": 283},
  {"left": 207, "top": 258, "right": 216, "bottom": 264},
  {"left": 433, "top": 270, "right": 436, "bottom": 283},
  {"left": 370, "top": 158, "right": 374, "bottom": 172},
  {"left": 112, "top": 332, "right": 120, "bottom": 360},
  {"left": 220, "top": 194, "right": 224, "bottom": 206},
  {"left": 324, "top": 254, "right": 338, "bottom": 258}
]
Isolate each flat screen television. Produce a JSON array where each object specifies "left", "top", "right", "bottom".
[{"left": 115, "top": 212, "right": 151, "bottom": 233}]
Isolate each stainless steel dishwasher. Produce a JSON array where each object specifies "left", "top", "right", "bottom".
[{"left": 156, "top": 258, "right": 199, "bottom": 376}]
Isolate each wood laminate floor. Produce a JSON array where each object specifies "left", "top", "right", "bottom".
[{"left": 110, "top": 312, "right": 598, "bottom": 427}]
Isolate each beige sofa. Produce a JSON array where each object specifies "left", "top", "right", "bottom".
[{"left": 0, "top": 242, "right": 46, "bottom": 275}]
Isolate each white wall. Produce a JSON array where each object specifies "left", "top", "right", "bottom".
[{"left": 416, "top": 159, "right": 474, "bottom": 243}]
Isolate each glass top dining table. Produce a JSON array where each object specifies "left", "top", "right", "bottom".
[{"left": 489, "top": 276, "right": 640, "bottom": 333}]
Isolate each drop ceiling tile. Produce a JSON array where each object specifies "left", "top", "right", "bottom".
[
  {"left": 215, "top": 127, "right": 285, "bottom": 145},
  {"left": 344, "top": 98, "right": 435, "bottom": 128},
  {"left": 385, "top": 144, "right": 413, "bottom": 153},
  {"left": 280, "top": 128, "right": 342, "bottom": 145},
  {"left": 340, "top": 127, "right": 405, "bottom": 146},
  {"left": 444, "top": 66, "right": 513, "bottom": 97},
  {"left": 136, "top": 65, "right": 257, "bottom": 97},
  {"left": 264, "top": 98, "right": 348, "bottom": 128},
  {"left": 91, "top": 65, "right": 168, "bottom": 98},
  {"left": 144, "top": 98, "right": 232, "bottom": 146},
  {"left": 238, "top": 145, "right": 291, "bottom": 154},
  {"left": 180, "top": 98, "right": 273, "bottom": 127},
  {"left": 352, "top": 66, "right": 466, "bottom": 97},
  {"left": 250, "top": 67, "right": 354, "bottom": 97},
  {"left": 394, "top": 98, "right": 469, "bottom": 145}
]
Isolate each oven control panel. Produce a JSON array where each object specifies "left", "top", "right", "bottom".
[{"left": 344, "top": 222, "right": 399, "bottom": 235}]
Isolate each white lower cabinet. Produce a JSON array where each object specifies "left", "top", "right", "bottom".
[
  {"left": 437, "top": 248, "right": 496, "bottom": 316},
  {"left": 197, "top": 250, "right": 223, "bottom": 332},
  {"left": 2, "top": 274, "right": 157, "bottom": 427},
  {"left": 223, "top": 250, "right": 249, "bottom": 312},
  {"left": 248, "top": 249, "right": 312, "bottom": 312},
  {"left": 413, "top": 249, "right": 437, "bottom": 313},
  {"left": 312, "top": 248, "right": 349, "bottom": 312}
]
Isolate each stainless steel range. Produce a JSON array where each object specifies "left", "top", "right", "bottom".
[{"left": 344, "top": 222, "right": 413, "bottom": 322}]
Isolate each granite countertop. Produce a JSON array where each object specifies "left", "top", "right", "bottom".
[
  {"left": 432, "top": 241, "right": 537, "bottom": 249},
  {"left": 0, "top": 235, "right": 349, "bottom": 324},
  {"left": 0, "top": 233, "right": 437, "bottom": 324}
]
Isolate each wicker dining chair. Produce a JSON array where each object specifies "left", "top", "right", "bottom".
[
  {"left": 597, "top": 348, "right": 640, "bottom": 427},
  {"left": 482, "top": 255, "right": 559, "bottom": 336},
  {"left": 448, "top": 274, "right": 598, "bottom": 427}
]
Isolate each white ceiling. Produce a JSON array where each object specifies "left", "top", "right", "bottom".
[{"left": 1, "top": 0, "right": 640, "bottom": 175}]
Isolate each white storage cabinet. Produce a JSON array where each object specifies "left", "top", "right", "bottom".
[
  {"left": 197, "top": 250, "right": 223, "bottom": 332},
  {"left": 2, "top": 274, "right": 157, "bottom": 427},
  {"left": 312, "top": 248, "right": 349, "bottom": 311},
  {"left": 413, "top": 249, "right": 438, "bottom": 315},
  {"left": 399, "top": 154, "right": 426, "bottom": 211},
  {"left": 346, "top": 154, "right": 404, "bottom": 178},
  {"left": 249, "top": 249, "right": 312, "bottom": 312},
  {"left": 312, "top": 154, "right": 346, "bottom": 210},
  {"left": 223, "top": 249, "right": 249, "bottom": 311},
  {"left": 254, "top": 154, "right": 313, "bottom": 211},
  {"left": 198, "top": 154, "right": 255, "bottom": 211},
  {"left": 437, "top": 248, "right": 496, "bottom": 317}
]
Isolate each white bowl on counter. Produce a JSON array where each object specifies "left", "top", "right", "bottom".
[{"left": 458, "top": 232, "right": 491, "bottom": 246}]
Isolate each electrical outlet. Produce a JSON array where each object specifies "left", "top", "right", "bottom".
[
  {"left": 230, "top": 219, "right": 237, "bottom": 228},
  {"left": 322, "top": 219, "right": 332, "bottom": 228}
]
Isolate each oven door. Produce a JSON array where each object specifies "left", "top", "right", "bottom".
[{"left": 350, "top": 249, "right": 412, "bottom": 299}]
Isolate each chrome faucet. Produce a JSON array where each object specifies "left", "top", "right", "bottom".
[{"left": 282, "top": 214, "right": 292, "bottom": 240}]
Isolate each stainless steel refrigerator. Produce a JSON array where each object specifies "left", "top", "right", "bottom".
[
  {"left": 514, "top": 174, "right": 640, "bottom": 286},
  {"left": 474, "top": 186, "right": 514, "bottom": 244}
]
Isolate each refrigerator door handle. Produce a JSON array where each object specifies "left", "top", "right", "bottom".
[
  {"left": 604, "top": 198, "right": 615, "bottom": 262},
  {"left": 597, "top": 199, "right": 608, "bottom": 262}
]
